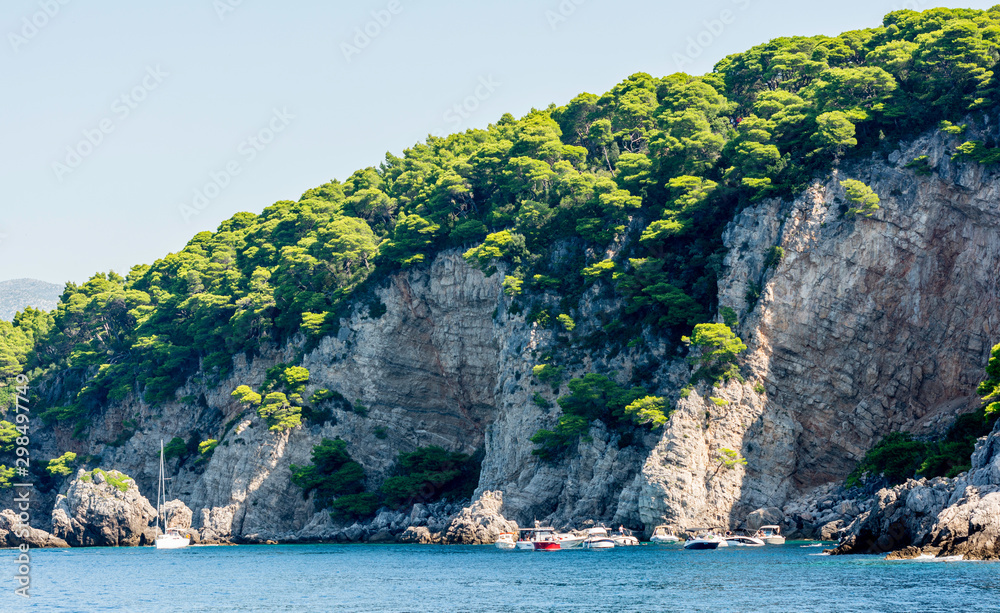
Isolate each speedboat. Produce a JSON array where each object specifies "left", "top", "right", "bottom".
[
  {"left": 611, "top": 527, "right": 639, "bottom": 546},
  {"left": 581, "top": 527, "right": 615, "bottom": 549},
  {"left": 725, "top": 532, "right": 765, "bottom": 547},
  {"left": 684, "top": 532, "right": 728, "bottom": 550},
  {"left": 531, "top": 528, "right": 562, "bottom": 551},
  {"left": 650, "top": 525, "right": 681, "bottom": 544},
  {"left": 495, "top": 532, "right": 516, "bottom": 550},
  {"left": 556, "top": 532, "right": 585, "bottom": 549},
  {"left": 515, "top": 528, "right": 538, "bottom": 550},
  {"left": 754, "top": 525, "right": 786, "bottom": 545}
]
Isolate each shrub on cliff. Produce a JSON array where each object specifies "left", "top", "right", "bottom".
[
  {"left": 45, "top": 452, "right": 78, "bottom": 477},
  {"left": 683, "top": 323, "right": 747, "bottom": 383},
  {"left": 381, "top": 446, "right": 481, "bottom": 508},
  {"left": 290, "top": 438, "right": 368, "bottom": 509}
]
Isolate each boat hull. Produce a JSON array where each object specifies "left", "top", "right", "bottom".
[
  {"left": 684, "top": 541, "right": 720, "bottom": 550},
  {"left": 613, "top": 536, "right": 639, "bottom": 546},
  {"left": 532, "top": 541, "right": 561, "bottom": 551},
  {"left": 557, "top": 536, "right": 585, "bottom": 549},
  {"left": 155, "top": 536, "right": 189, "bottom": 550},
  {"left": 764, "top": 537, "right": 786, "bottom": 545},
  {"left": 515, "top": 541, "right": 534, "bottom": 550},
  {"left": 650, "top": 535, "right": 680, "bottom": 544},
  {"left": 726, "top": 537, "right": 765, "bottom": 547},
  {"left": 582, "top": 539, "right": 615, "bottom": 549}
]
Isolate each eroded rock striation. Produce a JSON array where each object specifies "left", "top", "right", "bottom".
[{"left": 0, "top": 510, "right": 68, "bottom": 548}]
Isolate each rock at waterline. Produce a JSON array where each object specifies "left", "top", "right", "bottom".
[
  {"left": 442, "top": 491, "right": 518, "bottom": 545},
  {"left": 0, "top": 509, "right": 69, "bottom": 548},
  {"left": 51, "top": 469, "right": 157, "bottom": 547}
]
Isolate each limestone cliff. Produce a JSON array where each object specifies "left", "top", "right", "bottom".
[{"left": 20, "top": 122, "right": 1000, "bottom": 544}]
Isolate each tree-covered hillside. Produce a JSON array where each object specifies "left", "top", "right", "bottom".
[{"left": 3, "top": 7, "right": 1000, "bottom": 446}]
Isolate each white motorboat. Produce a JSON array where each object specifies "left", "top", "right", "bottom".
[
  {"left": 556, "top": 532, "right": 585, "bottom": 549},
  {"left": 754, "top": 525, "right": 786, "bottom": 545},
  {"left": 649, "top": 525, "right": 681, "bottom": 544},
  {"left": 611, "top": 526, "right": 639, "bottom": 546},
  {"left": 684, "top": 532, "right": 728, "bottom": 550},
  {"left": 725, "top": 533, "right": 765, "bottom": 547},
  {"left": 495, "top": 532, "right": 516, "bottom": 550},
  {"left": 154, "top": 440, "right": 189, "bottom": 550},
  {"left": 581, "top": 527, "right": 615, "bottom": 549}
]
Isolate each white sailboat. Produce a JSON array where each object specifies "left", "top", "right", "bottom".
[{"left": 154, "top": 439, "right": 189, "bottom": 550}]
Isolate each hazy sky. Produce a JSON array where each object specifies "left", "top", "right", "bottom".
[{"left": 2, "top": 0, "right": 993, "bottom": 285}]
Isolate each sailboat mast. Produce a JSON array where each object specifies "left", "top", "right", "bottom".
[{"left": 156, "top": 439, "right": 163, "bottom": 536}]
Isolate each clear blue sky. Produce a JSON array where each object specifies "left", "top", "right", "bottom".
[{"left": 2, "top": 0, "right": 993, "bottom": 285}]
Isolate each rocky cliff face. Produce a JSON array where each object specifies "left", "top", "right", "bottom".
[{"left": 23, "top": 124, "right": 1000, "bottom": 544}]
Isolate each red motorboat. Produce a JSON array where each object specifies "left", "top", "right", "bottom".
[{"left": 529, "top": 527, "right": 562, "bottom": 551}]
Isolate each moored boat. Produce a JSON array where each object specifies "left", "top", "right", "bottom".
[
  {"left": 649, "top": 525, "right": 681, "bottom": 544},
  {"left": 581, "top": 527, "right": 615, "bottom": 549},
  {"left": 684, "top": 531, "right": 727, "bottom": 550},
  {"left": 556, "top": 532, "right": 585, "bottom": 549},
  {"left": 611, "top": 526, "right": 639, "bottom": 546},
  {"left": 725, "top": 532, "right": 765, "bottom": 547},
  {"left": 754, "top": 525, "right": 786, "bottom": 545},
  {"left": 154, "top": 439, "right": 189, "bottom": 550},
  {"left": 495, "top": 532, "right": 516, "bottom": 550}
]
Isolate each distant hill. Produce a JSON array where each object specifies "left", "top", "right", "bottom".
[{"left": 0, "top": 278, "right": 62, "bottom": 320}]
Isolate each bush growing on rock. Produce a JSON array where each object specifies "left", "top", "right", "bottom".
[
  {"left": 683, "top": 323, "right": 747, "bottom": 384},
  {"left": 381, "top": 446, "right": 481, "bottom": 508},
  {"left": 162, "top": 436, "right": 188, "bottom": 460},
  {"left": 842, "top": 179, "right": 880, "bottom": 217},
  {"left": 46, "top": 452, "right": 78, "bottom": 476},
  {"left": 290, "top": 438, "right": 370, "bottom": 511}
]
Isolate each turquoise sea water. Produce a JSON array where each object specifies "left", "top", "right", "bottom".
[{"left": 2, "top": 542, "right": 998, "bottom": 612}]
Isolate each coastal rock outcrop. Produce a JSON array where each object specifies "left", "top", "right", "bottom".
[
  {"left": 832, "top": 418, "right": 1000, "bottom": 559},
  {"left": 162, "top": 499, "right": 192, "bottom": 530},
  {"left": 0, "top": 510, "right": 69, "bottom": 548},
  {"left": 51, "top": 469, "right": 156, "bottom": 547},
  {"left": 442, "top": 491, "right": 518, "bottom": 545}
]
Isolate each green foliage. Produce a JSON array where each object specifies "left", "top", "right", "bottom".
[
  {"left": 979, "top": 343, "right": 1000, "bottom": 417},
  {"left": 380, "top": 446, "right": 481, "bottom": 508},
  {"left": 846, "top": 432, "right": 928, "bottom": 488},
  {"left": 258, "top": 392, "right": 302, "bottom": 431},
  {"left": 939, "top": 120, "right": 967, "bottom": 135},
  {"left": 905, "top": 155, "right": 932, "bottom": 175},
  {"left": 46, "top": 452, "right": 77, "bottom": 476},
  {"left": 952, "top": 140, "right": 1000, "bottom": 165},
  {"left": 231, "top": 385, "right": 262, "bottom": 407},
  {"left": 531, "top": 373, "right": 648, "bottom": 461},
  {"left": 709, "top": 396, "right": 729, "bottom": 406},
  {"left": 623, "top": 396, "right": 671, "bottom": 428},
  {"left": 0, "top": 465, "right": 15, "bottom": 489},
  {"left": 290, "top": 438, "right": 370, "bottom": 512},
  {"left": 683, "top": 323, "right": 748, "bottom": 383},
  {"left": 532, "top": 392, "right": 552, "bottom": 409},
  {"left": 163, "top": 436, "right": 188, "bottom": 461},
  {"left": 81, "top": 468, "right": 132, "bottom": 493},
  {"left": 330, "top": 493, "right": 381, "bottom": 521},
  {"left": 373, "top": 426, "right": 388, "bottom": 439},
  {"left": 532, "top": 364, "right": 565, "bottom": 385},
  {"left": 764, "top": 246, "right": 785, "bottom": 270},
  {"left": 841, "top": 179, "right": 880, "bottom": 217},
  {"left": 753, "top": 382, "right": 766, "bottom": 395},
  {"left": 719, "top": 306, "right": 739, "bottom": 329},
  {"left": 557, "top": 314, "right": 576, "bottom": 332},
  {"left": 198, "top": 439, "right": 219, "bottom": 455}
]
